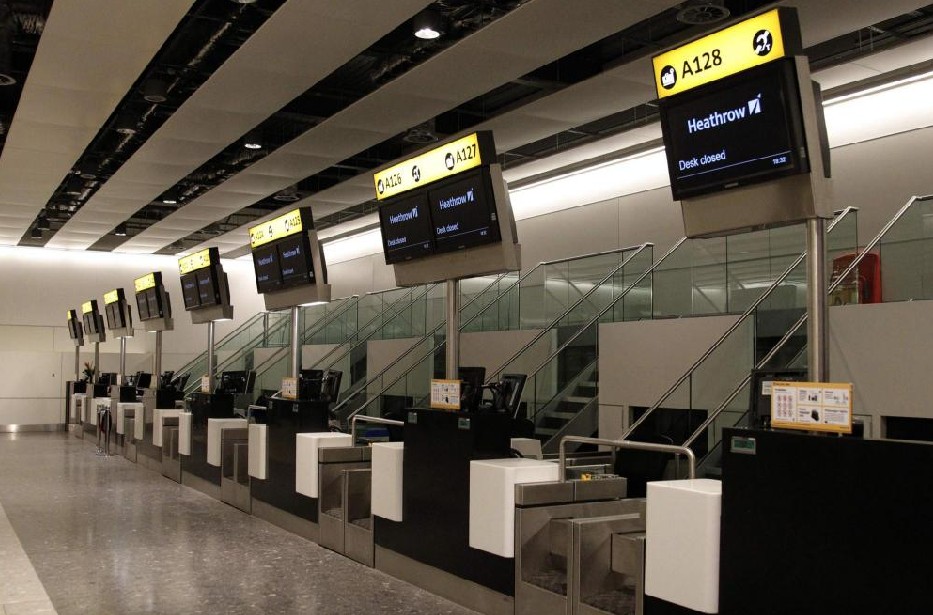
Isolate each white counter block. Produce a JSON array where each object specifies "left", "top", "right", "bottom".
[
  {"left": 178, "top": 412, "right": 192, "bottom": 456},
  {"left": 71, "top": 394, "right": 87, "bottom": 423},
  {"left": 91, "top": 398, "right": 109, "bottom": 426},
  {"left": 115, "top": 403, "right": 142, "bottom": 435},
  {"left": 469, "top": 458, "right": 559, "bottom": 558},
  {"left": 207, "top": 418, "right": 248, "bottom": 466},
  {"left": 371, "top": 442, "right": 404, "bottom": 522},
  {"left": 153, "top": 409, "right": 180, "bottom": 448},
  {"left": 134, "top": 404, "right": 146, "bottom": 441},
  {"left": 248, "top": 424, "right": 268, "bottom": 479},
  {"left": 295, "top": 432, "right": 351, "bottom": 499},
  {"left": 646, "top": 478, "right": 722, "bottom": 614}
]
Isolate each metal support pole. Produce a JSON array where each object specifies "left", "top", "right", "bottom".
[
  {"left": 119, "top": 336, "right": 127, "bottom": 384},
  {"left": 263, "top": 312, "right": 270, "bottom": 346},
  {"left": 93, "top": 342, "right": 100, "bottom": 385},
  {"left": 207, "top": 321, "right": 216, "bottom": 393},
  {"left": 806, "top": 217, "right": 829, "bottom": 382},
  {"left": 154, "top": 331, "right": 162, "bottom": 387},
  {"left": 74, "top": 346, "right": 80, "bottom": 382},
  {"left": 445, "top": 279, "right": 460, "bottom": 379},
  {"left": 290, "top": 306, "right": 301, "bottom": 379}
]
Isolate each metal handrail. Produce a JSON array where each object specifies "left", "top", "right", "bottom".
[
  {"left": 620, "top": 207, "right": 858, "bottom": 441},
  {"left": 174, "top": 311, "right": 272, "bottom": 377},
  {"left": 486, "top": 242, "right": 653, "bottom": 383},
  {"left": 300, "top": 294, "right": 361, "bottom": 344},
  {"left": 350, "top": 415, "right": 404, "bottom": 442},
  {"left": 311, "top": 284, "right": 435, "bottom": 371},
  {"left": 518, "top": 238, "right": 685, "bottom": 401},
  {"left": 337, "top": 244, "right": 654, "bottom": 421},
  {"left": 681, "top": 197, "right": 929, "bottom": 449},
  {"left": 558, "top": 436, "right": 695, "bottom": 481}
]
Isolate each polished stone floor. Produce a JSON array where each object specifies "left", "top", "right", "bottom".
[{"left": 0, "top": 432, "right": 479, "bottom": 615}]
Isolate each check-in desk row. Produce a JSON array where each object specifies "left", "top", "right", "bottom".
[{"left": 69, "top": 398, "right": 719, "bottom": 615}]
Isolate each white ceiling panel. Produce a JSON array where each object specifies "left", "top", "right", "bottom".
[
  {"left": 118, "top": 0, "right": 684, "bottom": 253},
  {"left": 47, "top": 0, "right": 434, "bottom": 250},
  {"left": 0, "top": 0, "right": 195, "bottom": 245}
]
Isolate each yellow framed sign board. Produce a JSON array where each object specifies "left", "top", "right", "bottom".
[
  {"left": 281, "top": 377, "right": 298, "bottom": 401},
  {"left": 430, "top": 379, "right": 462, "bottom": 411},
  {"left": 652, "top": 8, "right": 799, "bottom": 98},
  {"left": 771, "top": 381, "right": 853, "bottom": 434}
]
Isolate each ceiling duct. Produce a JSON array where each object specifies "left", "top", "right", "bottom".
[
  {"left": 0, "top": 1, "right": 17, "bottom": 86},
  {"left": 676, "top": 0, "right": 730, "bottom": 25}
]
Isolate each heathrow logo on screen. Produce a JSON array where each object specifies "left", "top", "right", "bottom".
[
  {"left": 388, "top": 206, "right": 419, "bottom": 225},
  {"left": 687, "top": 94, "right": 762, "bottom": 134}
]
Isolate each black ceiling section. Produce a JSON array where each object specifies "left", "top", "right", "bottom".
[
  {"left": 107, "top": 0, "right": 531, "bottom": 254},
  {"left": 18, "top": 0, "right": 287, "bottom": 248},
  {"left": 0, "top": 1, "right": 51, "bottom": 151}
]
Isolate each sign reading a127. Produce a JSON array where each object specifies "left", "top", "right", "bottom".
[{"left": 652, "top": 7, "right": 800, "bottom": 99}]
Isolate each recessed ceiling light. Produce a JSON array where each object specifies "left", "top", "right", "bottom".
[
  {"left": 115, "top": 223, "right": 127, "bottom": 237},
  {"left": 162, "top": 197, "right": 178, "bottom": 205},
  {"left": 243, "top": 129, "right": 263, "bottom": 150},
  {"left": 230, "top": 0, "right": 257, "bottom": 4},
  {"left": 36, "top": 215, "right": 50, "bottom": 231},
  {"left": 115, "top": 111, "right": 138, "bottom": 135},
  {"left": 142, "top": 79, "right": 168, "bottom": 104},
  {"left": 413, "top": 9, "right": 445, "bottom": 40},
  {"left": 30, "top": 228, "right": 42, "bottom": 239}
]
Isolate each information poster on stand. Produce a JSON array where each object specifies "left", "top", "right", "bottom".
[
  {"left": 430, "top": 379, "right": 461, "bottom": 411},
  {"left": 771, "top": 381, "right": 853, "bottom": 434},
  {"left": 281, "top": 377, "right": 298, "bottom": 401}
]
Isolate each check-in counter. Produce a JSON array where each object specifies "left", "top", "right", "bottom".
[
  {"left": 180, "top": 391, "right": 235, "bottom": 496},
  {"left": 373, "top": 409, "right": 514, "bottom": 615},
  {"left": 248, "top": 396, "right": 329, "bottom": 540}
]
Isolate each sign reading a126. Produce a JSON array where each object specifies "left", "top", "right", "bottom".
[{"left": 652, "top": 7, "right": 800, "bottom": 98}]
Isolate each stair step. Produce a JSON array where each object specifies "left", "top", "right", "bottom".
[
  {"left": 536, "top": 427, "right": 559, "bottom": 436},
  {"left": 546, "top": 411, "right": 578, "bottom": 420},
  {"left": 705, "top": 466, "right": 723, "bottom": 479},
  {"left": 564, "top": 396, "right": 592, "bottom": 404}
]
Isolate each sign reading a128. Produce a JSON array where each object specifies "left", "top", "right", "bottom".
[{"left": 652, "top": 7, "right": 799, "bottom": 98}]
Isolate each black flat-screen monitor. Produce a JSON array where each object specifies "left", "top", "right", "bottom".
[
  {"left": 277, "top": 234, "right": 315, "bottom": 288},
  {"left": 195, "top": 268, "right": 220, "bottom": 306},
  {"left": 146, "top": 288, "right": 163, "bottom": 319},
  {"left": 83, "top": 312, "right": 99, "bottom": 335},
  {"left": 320, "top": 370, "right": 342, "bottom": 403},
  {"left": 181, "top": 272, "right": 200, "bottom": 310},
  {"left": 458, "top": 366, "right": 486, "bottom": 413},
  {"left": 105, "top": 302, "right": 126, "bottom": 330},
  {"left": 135, "top": 372, "right": 152, "bottom": 389},
  {"left": 378, "top": 193, "right": 436, "bottom": 264},
  {"left": 659, "top": 57, "right": 809, "bottom": 200},
  {"left": 428, "top": 169, "right": 501, "bottom": 254},
  {"left": 67, "top": 312, "right": 81, "bottom": 340},
  {"left": 135, "top": 291, "right": 151, "bottom": 321},
  {"left": 252, "top": 244, "right": 282, "bottom": 293}
]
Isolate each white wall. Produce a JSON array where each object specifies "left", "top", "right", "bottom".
[{"left": 0, "top": 248, "right": 265, "bottom": 425}]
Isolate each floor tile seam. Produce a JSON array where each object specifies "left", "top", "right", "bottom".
[{"left": 0, "top": 502, "right": 58, "bottom": 615}]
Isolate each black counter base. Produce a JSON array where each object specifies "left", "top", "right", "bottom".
[{"left": 645, "top": 596, "right": 706, "bottom": 615}]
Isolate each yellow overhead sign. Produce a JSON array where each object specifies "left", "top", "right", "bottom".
[
  {"left": 134, "top": 273, "right": 156, "bottom": 293},
  {"left": 374, "top": 132, "right": 487, "bottom": 201},
  {"left": 67, "top": 310, "right": 73, "bottom": 320},
  {"left": 249, "top": 208, "right": 305, "bottom": 249},
  {"left": 178, "top": 248, "right": 213, "bottom": 274},
  {"left": 81, "top": 301, "right": 94, "bottom": 314},
  {"left": 104, "top": 289, "right": 120, "bottom": 305},
  {"left": 652, "top": 8, "right": 795, "bottom": 98}
]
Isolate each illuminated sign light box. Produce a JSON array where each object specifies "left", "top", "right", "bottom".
[
  {"left": 659, "top": 58, "right": 809, "bottom": 200},
  {"left": 373, "top": 131, "right": 520, "bottom": 286},
  {"left": 652, "top": 7, "right": 801, "bottom": 99},
  {"left": 373, "top": 132, "right": 495, "bottom": 201},
  {"left": 247, "top": 207, "right": 331, "bottom": 310}
]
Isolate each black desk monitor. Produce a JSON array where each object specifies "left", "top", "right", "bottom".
[
  {"left": 135, "top": 372, "right": 152, "bottom": 389},
  {"left": 321, "top": 370, "right": 342, "bottom": 403},
  {"left": 160, "top": 371, "right": 175, "bottom": 389},
  {"left": 458, "top": 366, "right": 486, "bottom": 413},
  {"left": 98, "top": 373, "right": 117, "bottom": 387},
  {"left": 494, "top": 373, "right": 527, "bottom": 417},
  {"left": 219, "top": 371, "right": 256, "bottom": 395},
  {"left": 749, "top": 367, "right": 808, "bottom": 428},
  {"left": 300, "top": 369, "right": 324, "bottom": 400}
]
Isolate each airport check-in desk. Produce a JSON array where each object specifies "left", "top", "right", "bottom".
[
  {"left": 178, "top": 391, "right": 235, "bottom": 492},
  {"left": 133, "top": 388, "right": 182, "bottom": 469},
  {"left": 248, "top": 396, "right": 329, "bottom": 538}
]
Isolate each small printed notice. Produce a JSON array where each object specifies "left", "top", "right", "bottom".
[
  {"left": 200, "top": 375, "right": 210, "bottom": 394},
  {"left": 281, "top": 377, "right": 298, "bottom": 401},
  {"left": 771, "top": 381, "right": 853, "bottom": 434},
  {"left": 430, "top": 379, "right": 461, "bottom": 411}
]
